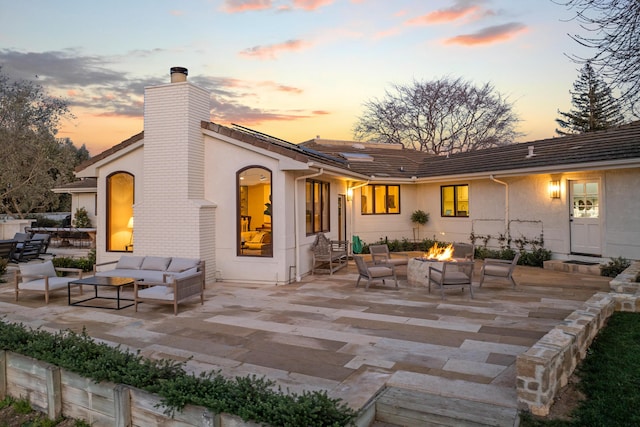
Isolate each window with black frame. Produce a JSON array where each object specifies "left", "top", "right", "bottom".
[
  {"left": 237, "top": 166, "right": 272, "bottom": 257},
  {"left": 441, "top": 184, "right": 469, "bottom": 217},
  {"left": 306, "top": 179, "right": 330, "bottom": 235},
  {"left": 361, "top": 184, "right": 400, "bottom": 214}
]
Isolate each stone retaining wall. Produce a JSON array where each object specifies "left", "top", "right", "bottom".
[{"left": 516, "top": 261, "right": 640, "bottom": 416}]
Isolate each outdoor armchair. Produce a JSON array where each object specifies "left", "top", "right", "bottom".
[
  {"left": 354, "top": 255, "right": 398, "bottom": 289},
  {"left": 428, "top": 261, "right": 475, "bottom": 300},
  {"left": 14, "top": 260, "right": 83, "bottom": 304},
  {"left": 479, "top": 253, "right": 521, "bottom": 288},
  {"left": 369, "top": 244, "right": 409, "bottom": 267}
]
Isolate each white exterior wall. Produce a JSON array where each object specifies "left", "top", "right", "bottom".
[
  {"left": 94, "top": 148, "right": 144, "bottom": 264},
  {"left": 70, "top": 192, "right": 97, "bottom": 227},
  {"left": 136, "top": 81, "right": 216, "bottom": 284},
  {"left": 602, "top": 168, "right": 640, "bottom": 259}
]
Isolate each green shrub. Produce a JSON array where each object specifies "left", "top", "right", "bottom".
[
  {"left": 0, "top": 321, "right": 357, "bottom": 426},
  {"left": 51, "top": 249, "right": 95, "bottom": 273},
  {"left": 28, "top": 214, "right": 60, "bottom": 228},
  {"left": 519, "top": 248, "right": 552, "bottom": 267},
  {"left": 600, "top": 257, "right": 631, "bottom": 278},
  {"left": 72, "top": 207, "right": 92, "bottom": 228},
  {"left": 0, "top": 258, "right": 8, "bottom": 283}
]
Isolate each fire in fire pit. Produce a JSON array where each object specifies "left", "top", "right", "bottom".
[{"left": 423, "top": 243, "right": 454, "bottom": 261}]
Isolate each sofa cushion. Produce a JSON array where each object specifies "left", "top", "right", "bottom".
[
  {"left": 167, "top": 258, "right": 199, "bottom": 273},
  {"left": 141, "top": 256, "right": 172, "bottom": 271},
  {"left": 19, "top": 276, "right": 71, "bottom": 291},
  {"left": 20, "top": 261, "right": 56, "bottom": 283},
  {"left": 138, "top": 286, "right": 174, "bottom": 301},
  {"left": 165, "top": 267, "right": 200, "bottom": 281},
  {"left": 116, "top": 256, "right": 145, "bottom": 270},
  {"left": 96, "top": 269, "right": 166, "bottom": 282}
]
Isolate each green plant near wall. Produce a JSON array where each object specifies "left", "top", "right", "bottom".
[
  {"left": 0, "top": 321, "right": 357, "bottom": 426},
  {"left": 72, "top": 207, "right": 92, "bottom": 228},
  {"left": 600, "top": 257, "right": 631, "bottom": 278},
  {"left": 410, "top": 210, "right": 429, "bottom": 241}
]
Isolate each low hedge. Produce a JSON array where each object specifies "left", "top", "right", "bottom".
[{"left": 0, "top": 321, "right": 357, "bottom": 427}]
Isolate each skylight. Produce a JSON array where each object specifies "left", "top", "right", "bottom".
[{"left": 340, "top": 152, "right": 374, "bottom": 162}]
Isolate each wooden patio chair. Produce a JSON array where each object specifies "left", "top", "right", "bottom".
[
  {"left": 428, "top": 261, "right": 475, "bottom": 300},
  {"left": 354, "top": 255, "right": 398, "bottom": 289},
  {"left": 369, "top": 244, "right": 408, "bottom": 267},
  {"left": 479, "top": 253, "right": 521, "bottom": 288}
]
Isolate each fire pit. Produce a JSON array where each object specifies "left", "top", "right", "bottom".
[{"left": 407, "top": 243, "right": 455, "bottom": 287}]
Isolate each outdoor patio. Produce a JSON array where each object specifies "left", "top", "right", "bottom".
[{"left": 0, "top": 256, "right": 612, "bottom": 425}]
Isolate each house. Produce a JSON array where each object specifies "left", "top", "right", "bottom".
[{"left": 73, "top": 67, "right": 640, "bottom": 285}]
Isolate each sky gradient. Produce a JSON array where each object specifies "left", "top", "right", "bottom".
[{"left": 0, "top": 0, "right": 590, "bottom": 155}]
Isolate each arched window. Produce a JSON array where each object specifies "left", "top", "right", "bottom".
[
  {"left": 237, "top": 166, "right": 272, "bottom": 257},
  {"left": 106, "top": 172, "right": 134, "bottom": 252}
]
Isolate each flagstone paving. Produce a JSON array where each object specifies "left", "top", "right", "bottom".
[{"left": 0, "top": 260, "right": 611, "bottom": 424}]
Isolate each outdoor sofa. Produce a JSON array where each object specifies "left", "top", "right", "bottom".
[{"left": 94, "top": 255, "right": 205, "bottom": 315}]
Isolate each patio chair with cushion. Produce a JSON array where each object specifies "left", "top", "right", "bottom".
[
  {"left": 14, "top": 260, "right": 84, "bottom": 304},
  {"left": 369, "top": 244, "right": 409, "bottom": 267},
  {"left": 479, "top": 253, "right": 521, "bottom": 288},
  {"left": 0, "top": 239, "right": 17, "bottom": 261},
  {"left": 354, "top": 255, "right": 398, "bottom": 289},
  {"left": 11, "top": 238, "right": 45, "bottom": 263},
  {"left": 452, "top": 242, "right": 475, "bottom": 261},
  {"left": 428, "top": 260, "right": 475, "bottom": 300}
]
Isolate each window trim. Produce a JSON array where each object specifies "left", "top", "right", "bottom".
[
  {"left": 106, "top": 171, "right": 134, "bottom": 252},
  {"left": 237, "top": 166, "right": 273, "bottom": 258},
  {"left": 306, "top": 179, "right": 330, "bottom": 235},
  {"left": 440, "top": 184, "right": 469, "bottom": 217},
  {"left": 360, "top": 184, "right": 401, "bottom": 215}
]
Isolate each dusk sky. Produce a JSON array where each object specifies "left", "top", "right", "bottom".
[{"left": 1, "top": 0, "right": 590, "bottom": 155}]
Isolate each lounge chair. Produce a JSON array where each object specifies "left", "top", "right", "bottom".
[
  {"left": 354, "top": 255, "right": 397, "bottom": 289},
  {"left": 14, "top": 260, "right": 84, "bottom": 304},
  {"left": 428, "top": 260, "right": 475, "bottom": 300},
  {"left": 369, "top": 244, "right": 409, "bottom": 266},
  {"left": 479, "top": 253, "right": 521, "bottom": 288}
]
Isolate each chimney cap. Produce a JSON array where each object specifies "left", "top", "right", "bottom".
[{"left": 170, "top": 67, "right": 188, "bottom": 83}]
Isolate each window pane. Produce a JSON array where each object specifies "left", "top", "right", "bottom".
[
  {"left": 361, "top": 186, "right": 373, "bottom": 214},
  {"left": 456, "top": 185, "right": 469, "bottom": 216},
  {"left": 107, "top": 172, "right": 134, "bottom": 251},
  {"left": 374, "top": 185, "right": 386, "bottom": 213},
  {"left": 238, "top": 167, "right": 272, "bottom": 257},
  {"left": 305, "top": 181, "right": 313, "bottom": 234},
  {"left": 321, "top": 183, "right": 330, "bottom": 231},
  {"left": 387, "top": 186, "right": 399, "bottom": 214},
  {"left": 442, "top": 186, "right": 454, "bottom": 216}
]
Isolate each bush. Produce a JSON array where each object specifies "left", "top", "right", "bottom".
[
  {"left": 51, "top": 249, "right": 95, "bottom": 273},
  {"left": 72, "top": 207, "right": 92, "bottom": 228},
  {"left": 28, "top": 214, "right": 59, "bottom": 228},
  {"left": 0, "top": 258, "right": 7, "bottom": 283},
  {"left": 0, "top": 321, "right": 357, "bottom": 426},
  {"left": 600, "top": 257, "right": 631, "bottom": 277}
]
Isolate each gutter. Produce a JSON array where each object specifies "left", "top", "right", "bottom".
[
  {"left": 294, "top": 167, "right": 324, "bottom": 282},
  {"left": 490, "top": 175, "right": 509, "bottom": 235}
]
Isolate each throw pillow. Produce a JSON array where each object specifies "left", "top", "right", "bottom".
[
  {"left": 167, "top": 258, "right": 199, "bottom": 273},
  {"left": 116, "top": 256, "right": 145, "bottom": 270},
  {"left": 141, "top": 256, "right": 172, "bottom": 271}
]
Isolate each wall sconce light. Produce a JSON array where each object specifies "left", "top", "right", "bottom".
[
  {"left": 346, "top": 188, "right": 353, "bottom": 201},
  {"left": 549, "top": 180, "right": 561, "bottom": 199}
]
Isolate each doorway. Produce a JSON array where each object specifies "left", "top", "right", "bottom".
[
  {"left": 338, "top": 194, "right": 346, "bottom": 242},
  {"left": 570, "top": 180, "right": 602, "bottom": 255}
]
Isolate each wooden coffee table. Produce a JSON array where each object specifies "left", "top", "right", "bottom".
[{"left": 68, "top": 276, "right": 136, "bottom": 310}]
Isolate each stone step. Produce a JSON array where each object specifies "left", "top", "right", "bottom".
[{"left": 375, "top": 387, "right": 519, "bottom": 427}]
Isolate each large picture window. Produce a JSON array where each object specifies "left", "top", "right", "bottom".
[
  {"left": 106, "top": 172, "right": 134, "bottom": 252},
  {"left": 306, "top": 179, "right": 330, "bottom": 235},
  {"left": 441, "top": 184, "right": 469, "bottom": 217},
  {"left": 237, "top": 167, "right": 272, "bottom": 257},
  {"left": 361, "top": 184, "right": 400, "bottom": 214}
]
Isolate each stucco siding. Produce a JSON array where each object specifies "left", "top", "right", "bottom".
[{"left": 603, "top": 168, "right": 640, "bottom": 259}]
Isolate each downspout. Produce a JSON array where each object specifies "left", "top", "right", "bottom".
[
  {"left": 490, "top": 175, "right": 509, "bottom": 236},
  {"left": 294, "top": 167, "right": 324, "bottom": 282}
]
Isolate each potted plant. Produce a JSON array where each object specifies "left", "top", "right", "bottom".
[{"left": 411, "top": 210, "right": 429, "bottom": 241}]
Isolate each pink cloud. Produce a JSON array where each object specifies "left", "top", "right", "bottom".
[
  {"left": 406, "top": 5, "right": 480, "bottom": 26},
  {"left": 239, "top": 39, "right": 310, "bottom": 60},
  {"left": 259, "top": 81, "right": 304, "bottom": 94},
  {"left": 312, "top": 110, "right": 330, "bottom": 115},
  {"left": 223, "top": 0, "right": 272, "bottom": 13},
  {"left": 292, "top": 0, "right": 334, "bottom": 11},
  {"left": 444, "top": 22, "right": 527, "bottom": 45}
]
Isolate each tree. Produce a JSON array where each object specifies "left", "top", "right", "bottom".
[
  {"left": 556, "top": 62, "right": 625, "bottom": 135},
  {"left": 353, "top": 77, "right": 521, "bottom": 154},
  {"left": 559, "top": 0, "right": 640, "bottom": 114},
  {"left": 0, "top": 68, "right": 78, "bottom": 217}
]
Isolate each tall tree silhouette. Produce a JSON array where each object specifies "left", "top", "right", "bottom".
[{"left": 556, "top": 62, "right": 625, "bottom": 135}]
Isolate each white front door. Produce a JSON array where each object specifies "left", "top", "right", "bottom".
[{"left": 570, "top": 180, "right": 602, "bottom": 255}]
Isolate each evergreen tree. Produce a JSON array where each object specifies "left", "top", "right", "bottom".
[{"left": 556, "top": 62, "right": 625, "bottom": 135}]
